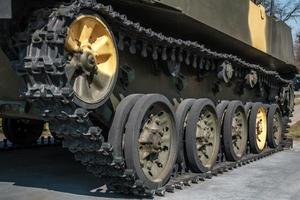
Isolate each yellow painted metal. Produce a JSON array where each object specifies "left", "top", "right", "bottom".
[
  {"left": 155, "top": 0, "right": 295, "bottom": 67},
  {"left": 256, "top": 106, "right": 267, "bottom": 150},
  {"left": 248, "top": 1, "right": 267, "bottom": 53},
  {"left": 65, "top": 15, "right": 117, "bottom": 104}
]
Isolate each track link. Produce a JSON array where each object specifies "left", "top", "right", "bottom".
[{"left": 14, "top": 0, "right": 294, "bottom": 196}]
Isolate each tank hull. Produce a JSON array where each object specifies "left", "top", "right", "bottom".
[
  {"left": 108, "top": 0, "right": 297, "bottom": 78},
  {"left": 0, "top": 48, "right": 23, "bottom": 101},
  {"left": 0, "top": 1, "right": 295, "bottom": 196}
]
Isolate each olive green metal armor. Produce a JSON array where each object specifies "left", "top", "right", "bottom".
[{"left": 0, "top": 0, "right": 296, "bottom": 196}]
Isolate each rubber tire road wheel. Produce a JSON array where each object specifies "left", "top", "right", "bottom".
[
  {"left": 267, "top": 104, "right": 283, "bottom": 148},
  {"left": 216, "top": 101, "right": 229, "bottom": 122},
  {"left": 244, "top": 102, "right": 254, "bottom": 117},
  {"left": 175, "top": 99, "right": 196, "bottom": 168},
  {"left": 2, "top": 118, "right": 44, "bottom": 146},
  {"left": 124, "top": 94, "right": 179, "bottom": 189},
  {"left": 223, "top": 101, "right": 248, "bottom": 161},
  {"left": 185, "top": 98, "right": 220, "bottom": 173},
  {"left": 248, "top": 102, "right": 267, "bottom": 154},
  {"left": 108, "top": 94, "right": 143, "bottom": 159},
  {"left": 216, "top": 101, "right": 230, "bottom": 159}
]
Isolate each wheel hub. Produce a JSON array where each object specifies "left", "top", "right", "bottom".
[
  {"left": 256, "top": 119, "right": 263, "bottom": 142},
  {"left": 138, "top": 111, "right": 171, "bottom": 180},
  {"left": 64, "top": 15, "right": 118, "bottom": 105},
  {"left": 255, "top": 107, "right": 267, "bottom": 150},
  {"left": 196, "top": 109, "right": 217, "bottom": 168},
  {"left": 80, "top": 51, "right": 97, "bottom": 73},
  {"left": 273, "top": 112, "right": 282, "bottom": 146},
  {"left": 232, "top": 111, "right": 245, "bottom": 156}
]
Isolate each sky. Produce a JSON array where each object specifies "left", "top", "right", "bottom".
[
  {"left": 277, "top": 0, "right": 300, "bottom": 41},
  {"left": 286, "top": 19, "right": 299, "bottom": 42}
]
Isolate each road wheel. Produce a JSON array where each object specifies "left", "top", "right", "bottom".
[
  {"left": 107, "top": 94, "right": 143, "bottom": 159},
  {"left": 2, "top": 118, "right": 44, "bottom": 145},
  {"left": 249, "top": 103, "right": 267, "bottom": 153},
  {"left": 175, "top": 99, "right": 196, "bottom": 169},
  {"left": 223, "top": 101, "right": 248, "bottom": 161},
  {"left": 216, "top": 101, "right": 229, "bottom": 121},
  {"left": 267, "top": 104, "right": 283, "bottom": 148},
  {"left": 124, "top": 94, "right": 178, "bottom": 189},
  {"left": 185, "top": 99, "right": 220, "bottom": 173},
  {"left": 244, "top": 102, "right": 254, "bottom": 117}
]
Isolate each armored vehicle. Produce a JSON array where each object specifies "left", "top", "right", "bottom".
[{"left": 0, "top": 0, "right": 296, "bottom": 196}]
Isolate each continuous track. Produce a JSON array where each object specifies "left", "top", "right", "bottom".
[{"left": 14, "top": 0, "right": 294, "bottom": 197}]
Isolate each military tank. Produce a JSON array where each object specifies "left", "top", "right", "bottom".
[{"left": 0, "top": 0, "right": 296, "bottom": 196}]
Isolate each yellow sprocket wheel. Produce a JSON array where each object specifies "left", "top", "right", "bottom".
[{"left": 65, "top": 15, "right": 118, "bottom": 108}]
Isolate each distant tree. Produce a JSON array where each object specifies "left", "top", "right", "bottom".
[{"left": 261, "top": 0, "right": 300, "bottom": 22}]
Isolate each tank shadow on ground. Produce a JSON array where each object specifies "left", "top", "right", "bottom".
[{"left": 0, "top": 146, "right": 140, "bottom": 199}]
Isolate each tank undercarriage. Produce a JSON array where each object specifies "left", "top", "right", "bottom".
[{"left": 0, "top": 0, "right": 295, "bottom": 197}]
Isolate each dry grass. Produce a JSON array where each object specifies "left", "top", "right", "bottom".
[{"left": 288, "top": 121, "right": 300, "bottom": 140}]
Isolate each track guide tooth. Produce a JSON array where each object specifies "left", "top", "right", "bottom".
[
  {"left": 192, "top": 177, "right": 199, "bottom": 184},
  {"left": 185, "top": 51, "right": 191, "bottom": 65},
  {"left": 178, "top": 49, "right": 183, "bottom": 62},
  {"left": 192, "top": 54, "right": 197, "bottom": 68},
  {"left": 205, "top": 172, "right": 213, "bottom": 179},
  {"left": 166, "top": 184, "right": 175, "bottom": 193},
  {"left": 156, "top": 188, "right": 166, "bottom": 196},
  {"left": 169, "top": 48, "right": 175, "bottom": 61},
  {"left": 141, "top": 41, "right": 148, "bottom": 57},
  {"left": 162, "top": 46, "right": 168, "bottom": 60},
  {"left": 118, "top": 32, "right": 125, "bottom": 51},
  {"left": 129, "top": 38, "right": 137, "bottom": 54},
  {"left": 152, "top": 46, "right": 158, "bottom": 60},
  {"left": 175, "top": 182, "right": 184, "bottom": 190}
]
